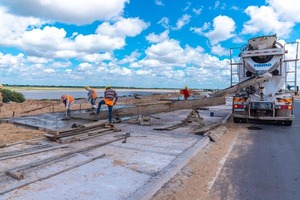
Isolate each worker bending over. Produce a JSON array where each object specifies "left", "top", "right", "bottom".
[
  {"left": 61, "top": 95, "right": 74, "bottom": 118},
  {"left": 96, "top": 86, "right": 118, "bottom": 126},
  {"left": 84, "top": 86, "right": 97, "bottom": 109}
]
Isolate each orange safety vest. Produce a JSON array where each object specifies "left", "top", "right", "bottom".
[
  {"left": 66, "top": 95, "right": 74, "bottom": 103},
  {"left": 104, "top": 98, "right": 114, "bottom": 106},
  {"left": 91, "top": 88, "right": 97, "bottom": 99}
]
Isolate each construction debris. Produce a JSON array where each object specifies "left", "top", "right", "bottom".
[
  {"left": 1, "top": 154, "right": 106, "bottom": 196},
  {"left": 44, "top": 122, "right": 121, "bottom": 143},
  {"left": 154, "top": 109, "right": 204, "bottom": 131}
]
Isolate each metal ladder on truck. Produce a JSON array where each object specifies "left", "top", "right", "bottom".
[{"left": 284, "top": 42, "right": 299, "bottom": 95}]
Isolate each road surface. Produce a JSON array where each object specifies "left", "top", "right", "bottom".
[{"left": 207, "top": 100, "right": 300, "bottom": 200}]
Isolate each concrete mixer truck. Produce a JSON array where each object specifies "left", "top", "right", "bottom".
[{"left": 229, "top": 35, "right": 299, "bottom": 126}]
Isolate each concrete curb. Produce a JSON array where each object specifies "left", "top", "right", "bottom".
[
  {"left": 127, "top": 136, "right": 210, "bottom": 200},
  {"left": 128, "top": 111, "right": 232, "bottom": 200},
  {"left": 207, "top": 112, "right": 232, "bottom": 142}
]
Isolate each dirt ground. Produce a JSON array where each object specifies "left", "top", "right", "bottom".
[{"left": 151, "top": 120, "right": 242, "bottom": 200}]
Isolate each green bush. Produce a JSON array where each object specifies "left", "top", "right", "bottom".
[{"left": 0, "top": 89, "right": 25, "bottom": 103}]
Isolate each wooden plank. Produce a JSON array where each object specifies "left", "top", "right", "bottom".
[
  {"left": 2, "top": 154, "right": 105, "bottom": 194},
  {"left": 0, "top": 145, "right": 69, "bottom": 161},
  {"left": 154, "top": 121, "right": 191, "bottom": 131},
  {"left": 0, "top": 137, "right": 126, "bottom": 176}
]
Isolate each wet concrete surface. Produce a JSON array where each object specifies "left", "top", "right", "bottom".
[{"left": 2, "top": 110, "right": 92, "bottom": 131}]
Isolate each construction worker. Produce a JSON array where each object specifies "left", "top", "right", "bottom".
[
  {"left": 61, "top": 95, "right": 74, "bottom": 118},
  {"left": 180, "top": 86, "right": 191, "bottom": 100},
  {"left": 84, "top": 86, "right": 97, "bottom": 109},
  {"left": 96, "top": 86, "right": 118, "bottom": 126}
]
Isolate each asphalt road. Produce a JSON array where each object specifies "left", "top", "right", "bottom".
[{"left": 208, "top": 100, "right": 300, "bottom": 200}]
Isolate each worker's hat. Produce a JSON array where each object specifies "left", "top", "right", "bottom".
[
  {"left": 84, "top": 86, "right": 89, "bottom": 89},
  {"left": 61, "top": 95, "right": 67, "bottom": 100},
  {"left": 106, "top": 85, "right": 111, "bottom": 89}
]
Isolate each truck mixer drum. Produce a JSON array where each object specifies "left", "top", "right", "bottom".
[{"left": 246, "top": 86, "right": 256, "bottom": 94}]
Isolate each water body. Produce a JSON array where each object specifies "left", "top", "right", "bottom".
[{"left": 17, "top": 89, "right": 174, "bottom": 100}]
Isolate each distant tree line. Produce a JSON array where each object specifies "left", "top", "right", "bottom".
[{"left": 2, "top": 84, "right": 180, "bottom": 90}]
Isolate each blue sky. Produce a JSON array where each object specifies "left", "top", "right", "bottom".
[{"left": 0, "top": 0, "right": 300, "bottom": 89}]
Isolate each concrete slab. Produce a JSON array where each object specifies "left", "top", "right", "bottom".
[{"left": 0, "top": 100, "right": 232, "bottom": 200}]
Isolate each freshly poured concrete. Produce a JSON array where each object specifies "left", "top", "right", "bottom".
[
  {"left": 4, "top": 110, "right": 92, "bottom": 130},
  {"left": 0, "top": 101, "right": 232, "bottom": 200}
]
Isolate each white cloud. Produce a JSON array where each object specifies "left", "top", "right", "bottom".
[
  {"left": 26, "top": 56, "right": 50, "bottom": 64},
  {"left": 50, "top": 61, "right": 72, "bottom": 68},
  {"left": 193, "top": 8, "right": 202, "bottom": 15},
  {"left": 0, "top": 7, "right": 44, "bottom": 46},
  {"left": 155, "top": 0, "right": 164, "bottom": 6},
  {"left": 81, "top": 53, "right": 112, "bottom": 63},
  {"left": 74, "top": 34, "right": 125, "bottom": 52},
  {"left": 1, "top": 0, "right": 129, "bottom": 25},
  {"left": 144, "top": 40, "right": 187, "bottom": 66},
  {"left": 242, "top": 5, "right": 294, "bottom": 38},
  {"left": 183, "top": 2, "right": 191, "bottom": 11},
  {"left": 20, "top": 26, "right": 71, "bottom": 50},
  {"left": 158, "top": 17, "right": 170, "bottom": 29},
  {"left": 146, "top": 30, "right": 169, "bottom": 43},
  {"left": 211, "top": 44, "right": 229, "bottom": 56},
  {"left": 136, "top": 69, "right": 152, "bottom": 75},
  {"left": 118, "top": 51, "right": 141, "bottom": 64},
  {"left": 173, "top": 14, "right": 191, "bottom": 30},
  {"left": 231, "top": 6, "right": 241, "bottom": 11},
  {"left": 213, "top": 1, "right": 220, "bottom": 10},
  {"left": 191, "top": 15, "right": 235, "bottom": 45},
  {"left": 43, "top": 68, "right": 55, "bottom": 73},
  {"left": 267, "top": 0, "right": 300, "bottom": 22},
  {"left": 77, "top": 62, "right": 93, "bottom": 71},
  {"left": 2, "top": 17, "right": 148, "bottom": 59},
  {"left": 0, "top": 53, "right": 24, "bottom": 67},
  {"left": 96, "top": 18, "right": 149, "bottom": 37}
]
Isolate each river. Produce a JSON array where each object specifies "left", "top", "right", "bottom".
[{"left": 16, "top": 89, "right": 177, "bottom": 100}]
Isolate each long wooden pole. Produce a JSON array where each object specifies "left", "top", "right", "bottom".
[
  {"left": 0, "top": 154, "right": 105, "bottom": 196},
  {"left": 72, "top": 96, "right": 225, "bottom": 121},
  {"left": 0, "top": 137, "right": 126, "bottom": 176}
]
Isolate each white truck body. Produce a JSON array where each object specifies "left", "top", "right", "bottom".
[{"left": 230, "top": 35, "right": 299, "bottom": 126}]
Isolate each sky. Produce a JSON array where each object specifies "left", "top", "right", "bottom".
[{"left": 0, "top": 0, "right": 300, "bottom": 89}]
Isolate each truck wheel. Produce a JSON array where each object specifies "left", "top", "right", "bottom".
[
  {"left": 277, "top": 120, "right": 293, "bottom": 126},
  {"left": 233, "top": 117, "right": 247, "bottom": 123}
]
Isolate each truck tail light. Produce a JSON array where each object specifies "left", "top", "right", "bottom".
[
  {"left": 234, "top": 104, "right": 245, "bottom": 109},
  {"left": 277, "top": 105, "right": 293, "bottom": 110}
]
